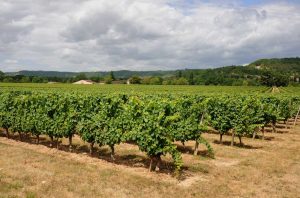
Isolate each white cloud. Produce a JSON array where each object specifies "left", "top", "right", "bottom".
[{"left": 0, "top": 0, "right": 299, "bottom": 72}]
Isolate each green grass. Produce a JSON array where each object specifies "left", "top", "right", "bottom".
[
  {"left": 1, "top": 83, "right": 300, "bottom": 98},
  {"left": 0, "top": 83, "right": 273, "bottom": 94}
]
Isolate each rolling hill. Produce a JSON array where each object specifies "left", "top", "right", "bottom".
[{"left": 2, "top": 57, "right": 299, "bottom": 86}]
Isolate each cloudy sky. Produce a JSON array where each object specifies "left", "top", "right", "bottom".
[{"left": 0, "top": 0, "right": 299, "bottom": 72}]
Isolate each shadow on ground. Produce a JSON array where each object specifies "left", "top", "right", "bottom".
[
  {"left": 0, "top": 132, "right": 192, "bottom": 175},
  {"left": 212, "top": 140, "right": 263, "bottom": 149}
]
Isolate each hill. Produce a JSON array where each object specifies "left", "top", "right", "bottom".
[
  {"left": 177, "top": 57, "right": 300, "bottom": 85},
  {"left": 2, "top": 57, "right": 300, "bottom": 86},
  {"left": 6, "top": 70, "right": 176, "bottom": 79},
  {"left": 248, "top": 57, "right": 300, "bottom": 73}
]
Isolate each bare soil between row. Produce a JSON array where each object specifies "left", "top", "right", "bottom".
[{"left": 0, "top": 123, "right": 299, "bottom": 197}]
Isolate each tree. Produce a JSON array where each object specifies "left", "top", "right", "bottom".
[
  {"left": 110, "top": 71, "right": 116, "bottom": 81},
  {"left": 174, "top": 77, "right": 188, "bottom": 85},
  {"left": 32, "top": 76, "right": 43, "bottom": 83},
  {"left": 20, "top": 76, "right": 31, "bottom": 83},
  {"left": 141, "top": 77, "right": 151, "bottom": 84},
  {"left": 260, "top": 70, "right": 289, "bottom": 87},
  {"left": 2, "top": 77, "right": 13, "bottom": 83},
  {"left": 188, "top": 72, "right": 194, "bottom": 85},
  {"left": 149, "top": 77, "right": 163, "bottom": 85},
  {"left": 74, "top": 73, "right": 87, "bottom": 81},
  {"left": 129, "top": 76, "right": 142, "bottom": 84},
  {"left": 104, "top": 76, "right": 113, "bottom": 84},
  {"left": 90, "top": 76, "right": 100, "bottom": 83},
  {"left": 0, "top": 71, "right": 4, "bottom": 81},
  {"left": 162, "top": 80, "right": 172, "bottom": 85},
  {"left": 176, "top": 70, "right": 182, "bottom": 78}
]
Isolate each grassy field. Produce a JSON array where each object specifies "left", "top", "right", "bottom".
[
  {"left": 0, "top": 120, "right": 299, "bottom": 198},
  {"left": 0, "top": 83, "right": 270, "bottom": 94},
  {"left": 1, "top": 83, "right": 299, "bottom": 96}
]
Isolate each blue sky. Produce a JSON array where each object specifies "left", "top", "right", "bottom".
[
  {"left": 177, "top": 0, "right": 300, "bottom": 6},
  {"left": 241, "top": 0, "right": 300, "bottom": 5}
]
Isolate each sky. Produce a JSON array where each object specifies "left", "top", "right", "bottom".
[{"left": 0, "top": 0, "right": 299, "bottom": 72}]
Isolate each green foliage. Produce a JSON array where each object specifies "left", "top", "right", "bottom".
[
  {"left": 249, "top": 57, "right": 300, "bottom": 73},
  {"left": 260, "top": 70, "right": 289, "bottom": 87},
  {"left": 90, "top": 76, "right": 101, "bottom": 82},
  {"left": 198, "top": 136, "right": 214, "bottom": 158},
  {"left": 171, "top": 96, "right": 207, "bottom": 143},
  {"left": 188, "top": 72, "right": 194, "bottom": 85},
  {"left": 206, "top": 94, "right": 300, "bottom": 144},
  {"left": 0, "top": 92, "right": 18, "bottom": 130},
  {"left": 0, "top": 70, "right": 4, "bottom": 77},
  {"left": 20, "top": 76, "right": 31, "bottom": 83},
  {"left": 173, "top": 77, "right": 189, "bottom": 85},
  {"left": 206, "top": 96, "right": 233, "bottom": 134},
  {"left": 2, "top": 77, "right": 14, "bottom": 83},
  {"left": 74, "top": 73, "right": 87, "bottom": 81},
  {"left": 129, "top": 76, "right": 142, "bottom": 84},
  {"left": 141, "top": 77, "right": 163, "bottom": 85},
  {"left": 124, "top": 96, "right": 183, "bottom": 168},
  {"left": 31, "top": 76, "right": 44, "bottom": 83},
  {"left": 155, "top": 77, "right": 163, "bottom": 85},
  {"left": 3, "top": 57, "right": 299, "bottom": 86},
  {"left": 229, "top": 96, "right": 262, "bottom": 137},
  {"left": 104, "top": 76, "right": 113, "bottom": 84},
  {"left": 1, "top": 88, "right": 300, "bottom": 174},
  {"left": 110, "top": 71, "right": 116, "bottom": 81}
]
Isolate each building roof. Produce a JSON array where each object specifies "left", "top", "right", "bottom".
[{"left": 73, "top": 80, "right": 95, "bottom": 84}]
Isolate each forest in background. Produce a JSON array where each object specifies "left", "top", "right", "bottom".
[{"left": 1, "top": 57, "right": 299, "bottom": 87}]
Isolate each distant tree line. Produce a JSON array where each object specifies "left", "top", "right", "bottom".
[
  {"left": 0, "top": 69, "right": 298, "bottom": 87},
  {"left": 1, "top": 57, "right": 299, "bottom": 87},
  {"left": 126, "top": 68, "right": 296, "bottom": 87},
  {"left": 0, "top": 71, "right": 112, "bottom": 84}
]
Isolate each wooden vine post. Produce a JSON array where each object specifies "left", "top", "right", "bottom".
[
  {"left": 194, "top": 113, "right": 204, "bottom": 156},
  {"left": 231, "top": 129, "right": 235, "bottom": 146},
  {"left": 261, "top": 126, "right": 265, "bottom": 140},
  {"left": 294, "top": 106, "right": 300, "bottom": 127}
]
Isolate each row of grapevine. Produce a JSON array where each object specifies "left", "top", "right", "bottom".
[
  {"left": 0, "top": 92, "right": 212, "bottom": 173},
  {"left": 0, "top": 91, "right": 299, "bottom": 174},
  {"left": 206, "top": 95, "right": 300, "bottom": 144}
]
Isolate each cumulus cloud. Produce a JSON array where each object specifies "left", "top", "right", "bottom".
[{"left": 0, "top": 0, "right": 299, "bottom": 72}]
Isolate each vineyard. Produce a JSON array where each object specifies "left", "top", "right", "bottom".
[
  {"left": 0, "top": 83, "right": 270, "bottom": 94},
  {"left": 1, "top": 84, "right": 300, "bottom": 174},
  {"left": 0, "top": 83, "right": 300, "bottom": 198}
]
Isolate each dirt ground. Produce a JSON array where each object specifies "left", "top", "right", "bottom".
[{"left": 0, "top": 122, "right": 299, "bottom": 198}]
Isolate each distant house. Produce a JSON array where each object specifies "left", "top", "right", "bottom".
[{"left": 73, "top": 80, "right": 95, "bottom": 85}]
